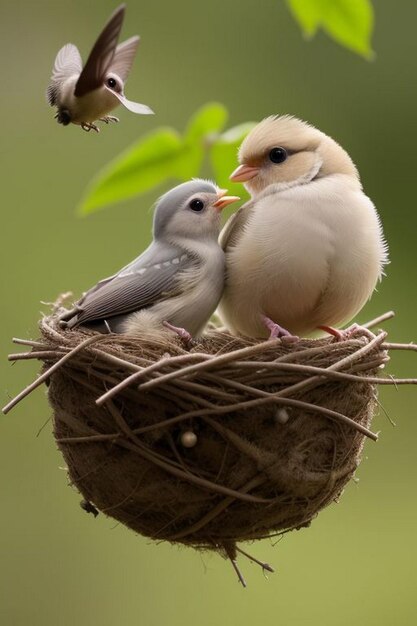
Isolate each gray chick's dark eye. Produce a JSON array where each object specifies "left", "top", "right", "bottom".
[
  {"left": 107, "top": 78, "right": 117, "bottom": 89},
  {"left": 189, "top": 199, "right": 204, "bottom": 212},
  {"left": 269, "top": 147, "right": 287, "bottom": 164}
]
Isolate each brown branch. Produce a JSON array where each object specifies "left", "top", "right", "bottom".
[
  {"left": 12, "top": 338, "right": 49, "bottom": 348},
  {"left": 8, "top": 350, "right": 65, "bottom": 361},
  {"left": 136, "top": 339, "right": 293, "bottom": 392},
  {"left": 2, "top": 335, "right": 104, "bottom": 414},
  {"left": 382, "top": 342, "right": 417, "bottom": 352},
  {"left": 223, "top": 360, "right": 414, "bottom": 385},
  {"left": 95, "top": 353, "right": 212, "bottom": 406},
  {"left": 363, "top": 311, "right": 395, "bottom": 328}
]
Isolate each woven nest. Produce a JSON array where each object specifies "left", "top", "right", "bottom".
[{"left": 6, "top": 308, "right": 415, "bottom": 581}]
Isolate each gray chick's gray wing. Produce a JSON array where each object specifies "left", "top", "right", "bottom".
[
  {"left": 66, "top": 246, "right": 194, "bottom": 327},
  {"left": 46, "top": 43, "right": 82, "bottom": 105},
  {"left": 219, "top": 199, "right": 255, "bottom": 250},
  {"left": 74, "top": 241, "right": 179, "bottom": 303},
  {"left": 74, "top": 4, "right": 125, "bottom": 97}
]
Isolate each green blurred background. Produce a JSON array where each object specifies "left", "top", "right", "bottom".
[{"left": 1, "top": 1, "right": 416, "bottom": 624}]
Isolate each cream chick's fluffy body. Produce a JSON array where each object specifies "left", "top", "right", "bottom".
[{"left": 219, "top": 115, "right": 388, "bottom": 339}]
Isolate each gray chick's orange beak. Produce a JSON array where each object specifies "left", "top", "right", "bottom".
[
  {"left": 229, "top": 163, "right": 260, "bottom": 182},
  {"left": 213, "top": 189, "right": 240, "bottom": 211}
]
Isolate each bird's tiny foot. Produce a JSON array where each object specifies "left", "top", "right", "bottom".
[
  {"left": 261, "top": 315, "right": 299, "bottom": 343},
  {"left": 81, "top": 122, "right": 100, "bottom": 133},
  {"left": 163, "top": 321, "right": 195, "bottom": 348},
  {"left": 99, "top": 116, "right": 119, "bottom": 124},
  {"left": 318, "top": 325, "right": 346, "bottom": 341},
  {"left": 318, "top": 324, "right": 376, "bottom": 342}
]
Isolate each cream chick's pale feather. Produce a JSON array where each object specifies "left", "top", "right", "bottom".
[{"left": 218, "top": 115, "right": 388, "bottom": 339}]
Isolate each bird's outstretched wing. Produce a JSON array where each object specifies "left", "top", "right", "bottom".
[
  {"left": 109, "top": 36, "right": 140, "bottom": 81},
  {"left": 65, "top": 245, "right": 195, "bottom": 327},
  {"left": 74, "top": 4, "right": 125, "bottom": 97},
  {"left": 46, "top": 43, "right": 82, "bottom": 105},
  {"left": 219, "top": 200, "right": 254, "bottom": 250}
]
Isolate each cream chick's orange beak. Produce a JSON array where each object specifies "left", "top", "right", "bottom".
[
  {"left": 230, "top": 164, "right": 260, "bottom": 183},
  {"left": 213, "top": 189, "right": 240, "bottom": 211}
]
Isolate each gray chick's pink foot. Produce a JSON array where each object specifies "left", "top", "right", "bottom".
[
  {"left": 81, "top": 122, "right": 100, "bottom": 133},
  {"left": 163, "top": 321, "right": 195, "bottom": 348},
  {"left": 261, "top": 315, "right": 299, "bottom": 344}
]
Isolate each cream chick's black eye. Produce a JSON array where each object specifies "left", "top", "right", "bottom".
[
  {"left": 269, "top": 147, "right": 287, "bottom": 164},
  {"left": 107, "top": 77, "right": 117, "bottom": 89},
  {"left": 189, "top": 198, "right": 205, "bottom": 212}
]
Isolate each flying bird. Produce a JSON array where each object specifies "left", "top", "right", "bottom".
[
  {"left": 218, "top": 115, "right": 388, "bottom": 341},
  {"left": 59, "top": 180, "right": 239, "bottom": 341},
  {"left": 46, "top": 4, "right": 153, "bottom": 132}
]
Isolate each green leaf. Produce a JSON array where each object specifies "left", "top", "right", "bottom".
[
  {"left": 286, "top": 0, "right": 321, "bottom": 37},
  {"left": 78, "top": 128, "right": 184, "bottom": 215},
  {"left": 78, "top": 103, "right": 231, "bottom": 215},
  {"left": 286, "top": 0, "right": 375, "bottom": 59},
  {"left": 179, "top": 102, "right": 229, "bottom": 179},
  {"left": 184, "top": 102, "right": 228, "bottom": 143},
  {"left": 321, "top": 0, "right": 374, "bottom": 59},
  {"left": 210, "top": 122, "right": 256, "bottom": 192}
]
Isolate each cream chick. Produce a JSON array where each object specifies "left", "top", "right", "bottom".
[{"left": 218, "top": 115, "right": 388, "bottom": 339}]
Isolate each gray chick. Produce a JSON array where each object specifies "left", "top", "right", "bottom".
[{"left": 60, "top": 180, "right": 239, "bottom": 341}]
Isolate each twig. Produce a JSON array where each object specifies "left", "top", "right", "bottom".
[
  {"left": 95, "top": 353, "right": 212, "bottom": 406},
  {"left": 264, "top": 331, "right": 387, "bottom": 401},
  {"left": 40, "top": 319, "right": 72, "bottom": 345},
  {"left": 363, "top": 311, "right": 395, "bottom": 329},
  {"left": 2, "top": 335, "right": 103, "bottom": 414},
  {"left": 235, "top": 546, "right": 275, "bottom": 573},
  {"left": 12, "top": 338, "right": 48, "bottom": 348},
  {"left": 220, "top": 360, "right": 413, "bottom": 385},
  {"left": 229, "top": 556, "right": 247, "bottom": 588},
  {"left": 269, "top": 340, "right": 364, "bottom": 364},
  {"left": 8, "top": 350, "right": 65, "bottom": 361},
  {"left": 136, "top": 339, "right": 289, "bottom": 392},
  {"left": 382, "top": 342, "right": 417, "bottom": 352},
  {"left": 138, "top": 333, "right": 384, "bottom": 393}
]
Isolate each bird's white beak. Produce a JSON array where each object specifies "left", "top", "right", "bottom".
[
  {"left": 230, "top": 163, "right": 260, "bottom": 182},
  {"left": 104, "top": 85, "right": 154, "bottom": 115},
  {"left": 213, "top": 189, "right": 240, "bottom": 211}
]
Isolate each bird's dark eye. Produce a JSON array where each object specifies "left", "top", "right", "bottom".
[
  {"left": 269, "top": 147, "right": 287, "bottom": 164},
  {"left": 189, "top": 198, "right": 204, "bottom": 212},
  {"left": 107, "top": 77, "right": 117, "bottom": 89}
]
